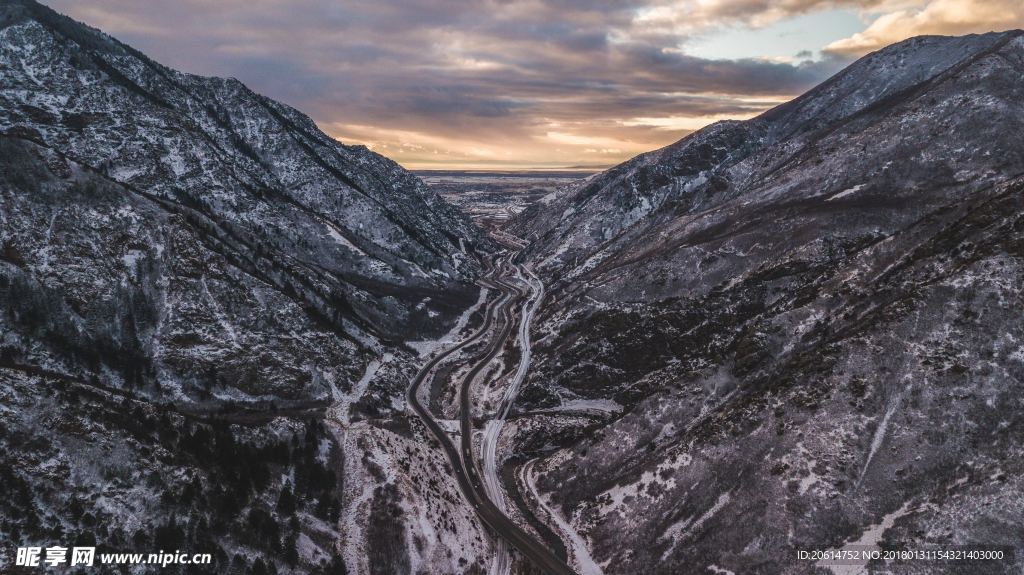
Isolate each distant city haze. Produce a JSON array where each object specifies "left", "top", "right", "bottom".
[{"left": 51, "top": 0, "right": 1023, "bottom": 169}]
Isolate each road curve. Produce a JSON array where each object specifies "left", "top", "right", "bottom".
[
  {"left": 406, "top": 252, "right": 577, "bottom": 575},
  {"left": 482, "top": 263, "right": 543, "bottom": 575}
]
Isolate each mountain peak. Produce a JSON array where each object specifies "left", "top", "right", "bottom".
[{"left": 763, "top": 28, "right": 1024, "bottom": 138}]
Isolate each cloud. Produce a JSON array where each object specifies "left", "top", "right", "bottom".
[
  {"left": 42, "top": 0, "right": 862, "bottom": 168},
  {"left": 629, "top": 0, "right": 892, "bottom": 34},
  {"left": 825, "top": 0, "right": 1024, "bottom": 56}
]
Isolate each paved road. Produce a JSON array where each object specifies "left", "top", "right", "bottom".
[
  {"left": 480, "top": 262, "right": 544, "bottom": 575},
  {"left": 407, "top": 252, "right": 577, "bottom": 575}
]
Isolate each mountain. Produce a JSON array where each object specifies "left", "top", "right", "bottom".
[
  {"left": 0, "top": 1, "right": 491, "bottom": 572},
  {"left": 1, "top": 0, "right": 491, "bottom": 400},
  {"left": 5, "top": 1, "right": 1024, "bottom": 572},
  {"left": 512, "top": 31, "right": 1024, "bottom": 573}
]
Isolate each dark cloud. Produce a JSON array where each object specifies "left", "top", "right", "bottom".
[{"left": 44, "top": 0, "right": 859, "bottom": 168}]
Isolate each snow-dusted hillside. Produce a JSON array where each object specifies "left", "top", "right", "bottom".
[
  {"left": 518, "top": 32, "right": 1023, "bottom": 282},
  {"left": 0, "top": 0, "right": 494, "bottom": 400},
  {"left": 512, "top": 30, "right": 1024, "bottom": 574},
  {"left": 0, "top": 1, "right": 492, "bottom": 573},
  {"left": 0, "top": 0, "right": 488, "bottom": 336}
]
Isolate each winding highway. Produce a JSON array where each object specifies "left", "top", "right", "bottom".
[
  {"left": 406, "top": 249, "right": 577, "bottom": 575},
  {"left": 481, "top": 262, "right": 544, "bottom": 575}
]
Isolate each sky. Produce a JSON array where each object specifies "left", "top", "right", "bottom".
[{"left": 47, "top": 0, "right": 1024, "bottom": 170}]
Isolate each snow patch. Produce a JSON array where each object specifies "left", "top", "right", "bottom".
[{"left": 827, "top": 184, "right": 866, "bottom": 201}]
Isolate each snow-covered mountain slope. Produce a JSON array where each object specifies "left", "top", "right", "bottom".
[
  {"left": 511, "top": 31, "right": 1024, "bottom": 573},
  {"left": 0, "top": 0, "right": 488, "bottom": 336},
  {"left": 0, "top": 3, "right": 493, "bottom": 573},
  {"left": 0, "top": 0, "right": 491, "bottom": 400},
  {"left": 518, "top": 31, "right": 1023, "bottom": 284}
]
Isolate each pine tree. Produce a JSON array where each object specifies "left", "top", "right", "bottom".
[
  {"left": 250, "top": 558, "right": 269, "bottom": 575},
  {"left": 282, "top": 534, "right": 298, "bottom": 567},
  {"left": 276, "top": 484, "right": 296, "bottom": 516}
]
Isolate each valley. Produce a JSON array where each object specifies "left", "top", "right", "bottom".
[
  {"left": 408, "top": 175, "right": 590, "bottom": 574},
  {"left": 2, "top": 1, "right": 1024, "bottom": 573}
]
